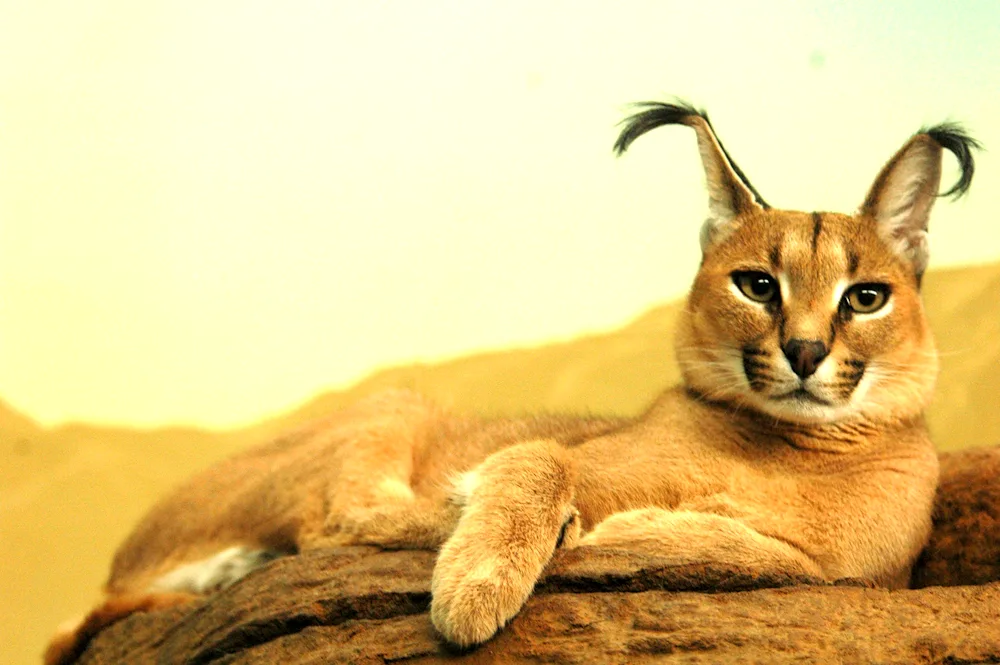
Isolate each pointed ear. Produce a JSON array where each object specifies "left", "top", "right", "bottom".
[
  {"left": 614, "top": 101, "right": 768, "bottom": 253},
  {"left": 860, "top": 123, "right": 980, "bottom": 277}
]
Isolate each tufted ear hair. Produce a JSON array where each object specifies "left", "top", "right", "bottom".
[
  {"left": 860, "top": 124, "right": 980, "bottom": 278},
  {"left": 614, "top": 100, "right": 769, "bottom": 253}
]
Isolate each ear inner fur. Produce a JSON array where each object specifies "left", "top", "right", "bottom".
[{"left": 860, "top": 124, "right": 981, "bottom": 276}]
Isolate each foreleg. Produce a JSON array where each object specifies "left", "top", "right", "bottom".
[
  {"left": 580, "top": 508, "right": 823, "bottom": 579},
  {"left": 430, "top": 439, "right": 578, "bottom": 647}
]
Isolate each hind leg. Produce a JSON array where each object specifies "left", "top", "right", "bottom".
[
  {"left": 319, "top": 494, "right": 462, "bottom": 550},
  {"left": 296, "top": 393, "right": 459, "bottom": 550},
  {"left": 47, "top": 545, "right": 290, "bottom": 665},
  {"left": 148, "top": 545, "right": 285, "bottom": 593}
]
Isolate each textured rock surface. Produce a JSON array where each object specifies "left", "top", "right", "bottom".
[{"left": 77, "top": 447, "right": 1000, "bottom": 665}]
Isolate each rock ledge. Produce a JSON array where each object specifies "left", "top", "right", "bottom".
[{"left": 77, "top": 447, "right": 1000, "bottom": 664}]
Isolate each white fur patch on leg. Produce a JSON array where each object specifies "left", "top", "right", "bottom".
[
  {"left": 376, "top": 477, "right": 416, "bottom": 502},
  {"left": 149, "top": 546, "right": 283, "bottom": 594},
  {"left": 448, "top": 470, "right": 482, "bottom": 506},
  {"left": 465, "top": 556, "right": 501, "bottom": 582}
]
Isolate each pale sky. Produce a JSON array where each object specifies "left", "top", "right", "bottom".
[{"left": 2, "top": 1, "right": 998, "bottom": 428}]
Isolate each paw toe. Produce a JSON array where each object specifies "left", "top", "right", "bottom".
[
  {"left": 431, "top": 559, "right": 537, "bottom": 648},
  {"left": 431, "top": 577, "right": 508, "bottom": 647}
]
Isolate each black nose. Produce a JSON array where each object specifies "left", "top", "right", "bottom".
[{"left": 782, "top": 339, "right": 828, "bottom": 379}]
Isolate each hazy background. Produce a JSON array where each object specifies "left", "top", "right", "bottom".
[
  {"left": 2, "top": 2, "right": 1000, "bottom": 663},
  {"left": 3, "top": 0, "right": 999, "bottom": 429}
]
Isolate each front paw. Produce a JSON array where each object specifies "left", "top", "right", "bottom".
[
  {"left": 429, "top": 439, "right": 577, "bottom": 646},
  {"left": 430, "top": 546, "right": 536, "bottom": 647},
  {"left": 429, "top": 509, "right": 579, "bottom": 646}
]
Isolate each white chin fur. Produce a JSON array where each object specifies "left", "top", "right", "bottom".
[{"left": 751, "top": 394, "right": 856, "bottom": 424}]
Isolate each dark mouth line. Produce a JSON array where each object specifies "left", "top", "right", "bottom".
[{"left": 773, "top": 388, "right": 833, "bottom": 406}]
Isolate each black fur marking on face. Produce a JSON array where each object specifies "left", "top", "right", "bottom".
[
  {"left": 743, "top": 346, "right": 769, "bottom": 357},
  {"left": 744, "top": 363, "right": 771, "bottom": 391},
  {"left": 847, "top": 249, "right": 860, "bottom": 277},
  {"left": 765, "top": 294, "right": 784, "bottom": 318},
  {"left": 836, "top": 360, "right": 866, "bottom": 399},
  {"left": 811, "top": 212, "right": 823, "bottom": 254},
  {"left": 743, "top": 347, "right": 772, "bottom": 392},
  {"left": 769, "top": 246, "right": 782, "bottom": 271},
  {"left": 837, "top": 298, "right": 855, "bottom": 324}
]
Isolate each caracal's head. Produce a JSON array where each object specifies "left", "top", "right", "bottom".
[{"left": 615, "top": 101, "right": 980, "bottom": 425}]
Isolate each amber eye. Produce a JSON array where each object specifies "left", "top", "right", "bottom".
[
  {"left": 843, "top": 284, "right": 890, "bottom": 314},
  {"left": 733, "top": 271, "right": 779, "bottom": 303}
]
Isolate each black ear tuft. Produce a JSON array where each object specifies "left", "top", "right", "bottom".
[
  {"left": 613, "top": 99, "right": 770, "bottom": 210},
  {"left": 921, "top": 123, "right": 982, "bottom": 199},
  {"left": 612, "top": 100, "right": 705, "bottom": 156}
]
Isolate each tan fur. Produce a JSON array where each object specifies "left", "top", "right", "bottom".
[{"left": 47, "top": 106, "right": 975, "bottom": 661}]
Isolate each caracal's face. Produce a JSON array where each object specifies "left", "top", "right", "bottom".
[{"left": 676, "top": 209, "right": 938, "bottom": 425}]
